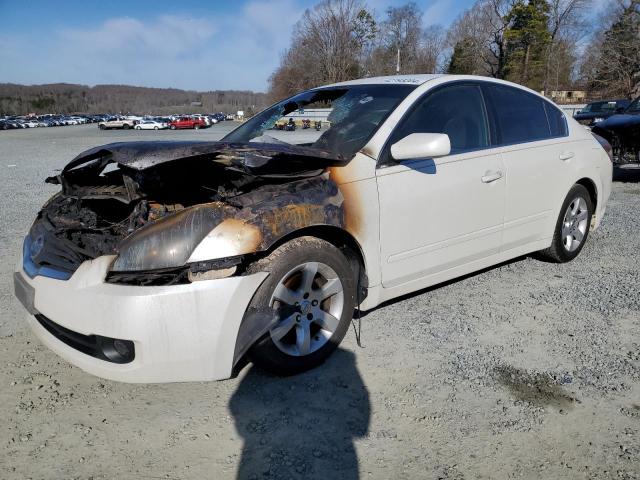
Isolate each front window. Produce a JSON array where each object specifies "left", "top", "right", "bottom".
[
  {"left": 223, "top": 85, "right": 416, "bottom": 158},
  {"left": 582, "top": 101, "right": 616, "bottom": 113}
]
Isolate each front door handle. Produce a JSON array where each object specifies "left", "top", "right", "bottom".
[
  {"left": 481, "top": 170, "right": 503, "bottom": 183},
  {"left": 559, "top": 151, "right": 575, "bottom": 161}
]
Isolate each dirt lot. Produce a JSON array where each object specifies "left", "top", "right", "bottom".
[{"left": 1, "top": 125, "right": 639, "bottom": 479}]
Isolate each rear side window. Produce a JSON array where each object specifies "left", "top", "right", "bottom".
[
  {"left": 484, "top": 84, "right": 552, "bottom": 145},
  {"left": 388, "top": 84, "right": 489, "bottom": 156},
  {"left": 544, "top": 102, "right": 568, "bottom": 137}
]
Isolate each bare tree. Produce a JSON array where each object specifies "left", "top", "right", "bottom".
[
  {"left": 582, "top": 0, "right": 640, "bottom": 98},
  {"left": 267, "top": 0, "right": 373, "bottom": 100},
  {"left": 543, "top": 0, "right": 592, "bottom": 91},
  {"left": 417, "top": 25, "right": 447, "bottom": 73},
  {"left": 447, "top": 0, "right": 516, "bottom": 78}
]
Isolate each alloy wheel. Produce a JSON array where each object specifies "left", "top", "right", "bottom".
[
  {"left": 268, "top": 262, "right": 344, "bottom": 356},
  {"left": 562, "top": 196, "right": 589, "bottom": 252}
]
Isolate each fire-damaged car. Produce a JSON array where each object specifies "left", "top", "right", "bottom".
[
  {"left": 14, "top": 75, "right": 612, "bottom": 383},
  {"left": 591, "top": 96, "right": 640, "bottom": 163}
]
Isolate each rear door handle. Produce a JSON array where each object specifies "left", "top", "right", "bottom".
[
  {"left": 481, "top": 170, "right": 503, "bottom": 183},
  {"left": 559, "top": 151, "right": 575, "bottom": 161}
]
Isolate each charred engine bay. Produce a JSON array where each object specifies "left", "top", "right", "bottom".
[{"left": 31, "top": 141, "right": 348, "bottom": 279}]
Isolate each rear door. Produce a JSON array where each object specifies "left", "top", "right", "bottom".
[{"left": 481, "top": 83, "right": 571, "bottom": 250}]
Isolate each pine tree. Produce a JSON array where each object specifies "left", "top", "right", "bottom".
[{"left": 504, "top": 0, "right": 552, "bottom": 90}]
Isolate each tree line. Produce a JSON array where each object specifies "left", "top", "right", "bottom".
[
  {"left": 268, "top": 0, "right": 640, "bottom": 101},
  {"left": 0, "top": 83, "right": 268, "bottom": 116}
]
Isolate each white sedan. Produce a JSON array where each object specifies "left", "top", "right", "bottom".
[
  {"left": 135, "top": 120, "right": 168, "bottom": 130},
  {"left": 14, "top": 75, "right": 612, "bottom": 382}
]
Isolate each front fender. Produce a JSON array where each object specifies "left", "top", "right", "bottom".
[{"left": 187, "top": 174, "right": 346, "bottom": 262}]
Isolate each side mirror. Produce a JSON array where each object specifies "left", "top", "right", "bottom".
[{"left": 390, "top": 133, "right": 451, "bottom": 161}]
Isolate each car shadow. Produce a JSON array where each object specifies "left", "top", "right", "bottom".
[
  {"left": 229, "top": 349, "right": 370, "bottom": 480},
  {"left": 613, "top": 164, "right": 640, "bottom": 183}
]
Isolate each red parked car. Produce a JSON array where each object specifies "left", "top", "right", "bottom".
[{"left": 169, "top": 117, "right": 206, "bottom": 130}]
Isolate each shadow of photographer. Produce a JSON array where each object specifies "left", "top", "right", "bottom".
[{"left": 229, "top": 349, "right": 370, "bottom": 480}]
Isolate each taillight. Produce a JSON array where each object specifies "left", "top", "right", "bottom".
[{"left": 592, "top": 133, "right": 613, "bottom": 162}]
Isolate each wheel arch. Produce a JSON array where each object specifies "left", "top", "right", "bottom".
[
  {"left": 575, "top": 177, "right": 598, "bottom": 209},
  {"left": 261, "top": 224, "right": 369, "bottom": 290}
]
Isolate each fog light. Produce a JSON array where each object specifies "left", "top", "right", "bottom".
[
  {"left": 113, "top": 339, "right": 131, "bottom": 357},
  {"left": 98, "top": 337, "right": 135, "bottom": 363}
]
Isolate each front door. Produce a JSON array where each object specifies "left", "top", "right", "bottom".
[{"left": 376, "top": 83, "right": 505, "bottom": 288}]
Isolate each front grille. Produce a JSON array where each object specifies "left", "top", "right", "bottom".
[
  {"left": 24, "top": 220, "right": 90, "bottom": 280},
  {"left": 35, "top": 314, "right": 135, "bottom": 364}
]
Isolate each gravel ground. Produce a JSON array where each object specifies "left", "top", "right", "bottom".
[{"left": 1, "top": 125, "right": 639, "bottom": 479}]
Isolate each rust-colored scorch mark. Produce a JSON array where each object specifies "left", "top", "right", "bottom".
[{"left": 262, "top": 204, "right": 327, "bottom": 237}]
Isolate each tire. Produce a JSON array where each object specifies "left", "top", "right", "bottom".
[
  {"left": 538, "top": 184, "right": 593, "bottom": 263},
  {"left": 194, "top": 125, "right": 200, "bottom": 130},
  {"left": 154, "top": 126, "right": 158, "bottom": 130},
  {"left": 170, "top": 125, "right": 176, "bottom": 130},
  {"left": 246, "top": 236, "right": 357, "bottom": 375},
  {"left": 123, "top": 124, "right": 130, "bottom": 130},
  {"left": 99, "top": 124, "right": 105, "bottom": 130},
  {"left": 135, "top": 126, "right": 141, "bottom": 130}
]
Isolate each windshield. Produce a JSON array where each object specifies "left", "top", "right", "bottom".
[
  {"left": 626, "top": 97, "right": 640, "bottom": 113},
  {"left": 222, "top": 84, "right": 416, "bottom": 158},
  {"left": 582, "top": 101, "right": 617, "bottom": 113}
]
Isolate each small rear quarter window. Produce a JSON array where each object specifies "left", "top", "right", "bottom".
[{"left": 544, "top": 102, "right": 568, "bottom": 138}]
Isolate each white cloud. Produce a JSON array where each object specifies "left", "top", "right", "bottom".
[{"left": 0, "top": 1, "right": 302, "bottom": 91}]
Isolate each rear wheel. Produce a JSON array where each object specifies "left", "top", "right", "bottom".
[
  {"left": 135, "top": 126, "right": 141, "bottom": 130},
  {"left": 246, "top": 237, "right": 357, "bottom": 375},
  {"left": 194, "top": 124, "right": 200, "bottom": 130},
  {"left": 539, "top": 184, "right": 593, "bottom": 263},
  {"left": 123, "top": 124, "right": 130, "bottom": 130},
  {"left": 154, "top": 126, "right": 159, "bottom": 130},
  {"left": 170, "top": 125, "right": 176, "bottom": 130}
]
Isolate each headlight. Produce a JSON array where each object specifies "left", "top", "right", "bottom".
[
  {"left": 111, "top": 204, "right": 227, "bottom": 272},
  {"left": 594, "top": 117, "right": 604, "bottom": 123}
]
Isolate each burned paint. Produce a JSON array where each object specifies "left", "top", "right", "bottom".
[{"left": 261, "top": 204, "right": 327, "bottom": 237}]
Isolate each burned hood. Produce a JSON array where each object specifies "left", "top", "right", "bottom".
[{"left": 62, "top": 140, "right": 351, "bottom": 177}]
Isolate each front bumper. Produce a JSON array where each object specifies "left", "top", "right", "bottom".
[{"left": 15, "top": 255, "right": 268, "bottom": 383}]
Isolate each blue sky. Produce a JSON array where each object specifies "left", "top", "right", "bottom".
[{"left": 0, "top": 0, "right": 480, "bottom": 92}]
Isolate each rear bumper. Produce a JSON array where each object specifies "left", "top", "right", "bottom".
[{"left": 15, "top": 255, "right": 267, "bottom": 383}]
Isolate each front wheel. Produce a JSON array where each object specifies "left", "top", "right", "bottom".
[
  {"left": 170, "top": 125, "right": 176, "bottom": 130},
  {"left": 135, "top": 126, "right": 141, "bottom": 130},
  {"left": 154, "top": 126, "right": 158, "bottom": 130},
  {"left": 123, "top": 124, "right": 130, "bottom": 130},
  {"left": 539, "top": 184, "right": 593, "bottom": 263},
  {"left": 246, "top": 237, "right": 357, "bottom": 375},
  {"left": 194, "top": 125, "right": 200, "bottom": 130}
]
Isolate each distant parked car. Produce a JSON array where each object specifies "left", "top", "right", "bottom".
[
  {"left": 168, "top": 117, "right": 206, "bottom": 130},
  {"left": 574, "top": 99, "right": 630, "bottom": 126},
  {"left": 591, "top": 96, "right": 640, "bottom": 163},
  {"left": 23, "top": 118, "right": 40, "bottom": 128},
  {"left": 98, "top": 117, "right": 136, "bottom": 130},
  {"left": 135, "top": 120, "right": 168, "bottom": 130}
]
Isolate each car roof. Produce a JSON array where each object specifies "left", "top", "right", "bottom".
[
  {"left": 323, "top": 74, "right": 544, "bottom": 97},
  {"left": 325, "top": 74, "right": 444, "bottom": 87}
]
